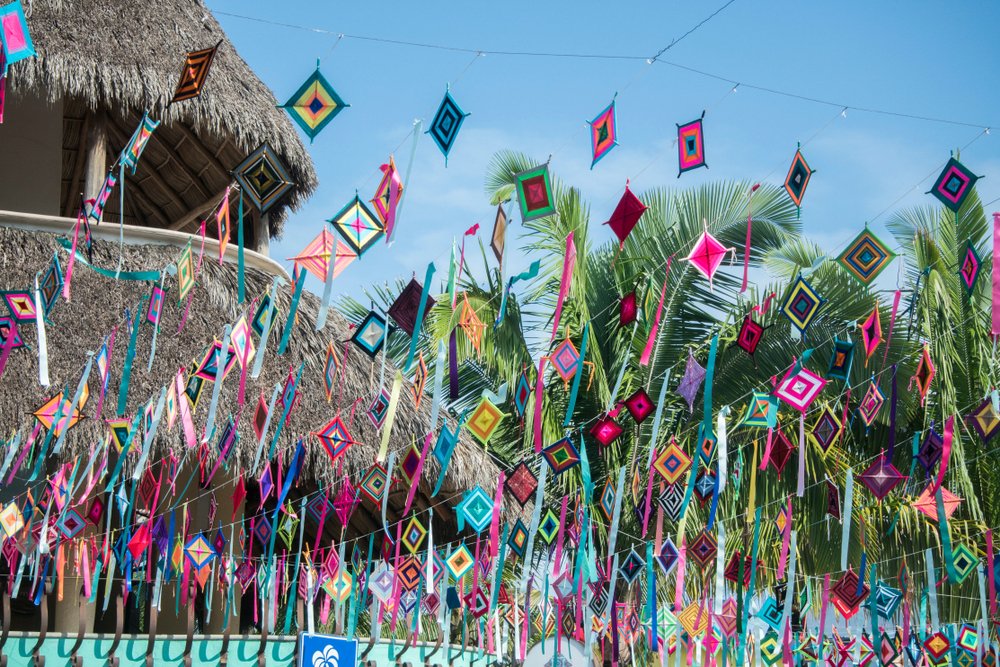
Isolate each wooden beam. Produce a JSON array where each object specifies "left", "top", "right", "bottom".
[
  {"left": 168, "top": 187, "right": 229, "bottom": 231},
  {"left": 165, "top": 137, "right": 212, "bottom": 200},
  {"left": 63, "top": 113, "right": 91, "bottom": 217},
  {"left": 251, "top": 209, "right": 269, "bottom": 256},
  {"left": 174, "top": 122, "right": 230, "bottom": 177},
  {"left": 123, "top": 181, "right": 171, "bottom": 228},
  {"left": 105, "top": 119, "right": 190, "bottom": 220}
]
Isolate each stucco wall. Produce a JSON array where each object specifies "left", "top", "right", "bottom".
[{"left": 0, "top": 89, "right": 62, "bottom": 216}]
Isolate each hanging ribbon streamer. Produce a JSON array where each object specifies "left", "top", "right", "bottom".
[
  {"left": 377, "top": 371, "right": 403, "bottom": 462},
  {"left": 249, "top": 278, "right": 280, "bottom": 380},
  {"left": 777, "top": 497, "right": 793, "bottom": 579},
  {"left": 882, "top": 289, "right": 901, "bottom": 366},
  {"left": 237, "top": 191, "right": 245, "bottom": 304},
  {"left": 736, "top": 506, "right": 763, "bottom": 663},
  {"left": 926, "top": 548, "right": 940, "bottom": 631},
  {"left": 203, "top": 324, "right": 232, "bottom": 443},
  {"left": 935, "top": 488, "right": 959, "bottom": 583},
  {"left": 740, "top": 184, "right": 760, "bottom": 293},
  {"left": 987, "top": 530, "right": 997, "bottom": 618},
  {"left": 147, "top": 270, "right": 169, "bottom": 371},
  {"left": 63, "top": 216, "right": 82, "bottom": 301},
  {"left": 797, "top": 411, "right": 806, "bottom": 496},
  {"left": 840, "top": 469, "right": 854, "bottom": 570},
  {"left": 34, "top": 274, "right": 49, "bottom": 387},
  {"left": 933, "top": 415, "right": 953, "bottom": 493},
  {"left": 887, "top": 365, "right": 898, "bottom": 461},
  {"left": 0, "top": 318, "right": 18, "bottom": 379},
  {"left": 402, "top": 432, "right": 434, "bottom": 515},
  {"left": 55, "top": 238, "right": 162, "bottom": 281},
  {"left": 639, "top": 258, "right": 672, "bottom": 365},
  {"left": 116, "top": 298, "right": 145, "bottom": 416},
  {"left": 176, "top": 370, "right": 197, "bottom": 448},
  {"left": 717, "top": 405, "right": 729, "bottom": 492},
  {"left": 563, "top": 323, "right": 588, "bottom": 426},
  {"left": 532, "top": 357, "right": 546, "bottom": 453},
  {"left": 428, "top": 340, "right": 447, "bottom": 431},
  {"left": 277, "top": 269, "right": 306, "bottom": 356},
  {"left": 315, "top": 222, "right": 337, "bottom": 331},
  {"left": 381, "top": 451, "right": 396, "bottom": 535},
  {"left": 386, "top": 119, "right": 421, "bottom": 246},
  {"left": 993, "top": 213, "right": 1000, "bottom": 336},
  {"left": 266, "top": 362, "right": 302, "bottom": 460},
  {"left": 116, "top": 163, "right": 125, "bottom": 278},
  {"left": 404, "top": 261, "right": 435, "bottom": 373},
  {"left": 519, "top": 463, "right": 548, "bottom": 595},
  {"left": 550, "top": 232, "right": 576, "bottom": 342},
  {"left": 131, "top": 386, "right": 166, "bottom": 480}
]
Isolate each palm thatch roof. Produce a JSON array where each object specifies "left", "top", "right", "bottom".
[
  {"left": 10, "top": 0, "right": 316, "bottom": 234},
  {"left": 0, "top": 225, "right": 500, "bottom": 535}
]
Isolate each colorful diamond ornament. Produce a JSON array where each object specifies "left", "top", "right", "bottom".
[
  {"left": 959, "top": 239, "right": 982, "bottom": 294},
  {"left": 588, "top": 98, "right": 619, "bottom": 168},
  {"left": 782, "top": 275, "right": 824, "bottom": 334},
  {"left": 456, "top": 486, "right": 494, "bottom": 534},
  {"left": 467, "top": 397, "right": 504, "bottom": 445},
  {"left": 233, "top": 144, "right": 294, "bottom": 213},
  {"left": 541, "top": 437, "right": 581, "bottom": 476},
  {"left": 684, "top": 228, "right": 734, "bottom": 289},
  {"left": 427, "top": 89, "right": 468, "bottom": 164},
  {"left": 514, "top": 163, "right": 556, "bottom": 222},
  {"left": 281, "top": 64, "right": 349, "bottom": 142},
  {"left": 837, "top": 228, "right": 895, "bottom": 285},
  {"left": 929, "top": 156, "right": 980, "bottom": 212},
  {"left": 676, "top": 112, "right": 707, "bottom": 176}
]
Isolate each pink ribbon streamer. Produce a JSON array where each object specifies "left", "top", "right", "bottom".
[
  {"left": 533, "top": 358, "right": 546, "bottom": 453},
  {"left": 550, "top": 232, "right": 576, "bottom": 342},
  {"left": 63, "top": 212, "right": 84, "bottom": 301},
  {"left": 176, "top": 370, "right": 197, "bottom": 448},
  {"left": 819, "top": 574, "right": 830, "bottom": 643},
  {"left": 454, "top": 223, "right": 480, "bottom": 293},
  {"left": 759, "top": 428, "right": 774, "bottom": 471},
  {"left": 640, "top": 258, "right": 672, "bottom": 366},
  {"left": 7, "top": 423, "right": 38, "bottom": 485},
  {"left": 797, "top": 412, "right": 806, "bottom": 496},
  {"left": 932, "top": 415, "right": 953, "bottom": 493},
  {"left": 673, "top": 537, "right": 686, "bottom": 612},
  {"left": 993, "top": 213, "right": 1000, "bottom": 335},
  {"left": 0, "top": 318, "right": 18, "bottom": 378},
  {"left": 882, "top": 289, "right": 902, "bottom": 367},
  {"left": 488, "top": 472, "right": 505, "bottom": 558},
  {"left": 740, "top": 184, "right": 760, "bottom": 293},
  {"left": 552, "top": 496, "right": 569, "bottom": 568},
  {"left": 402, "top": 432, "right": 434, "bottom": 515}
]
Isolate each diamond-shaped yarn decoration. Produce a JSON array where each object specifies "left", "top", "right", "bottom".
[
  {"left": 358, "top": 464, "right": 388, "bottom": 505},
  {"left": 872, "top": 580, "right": 903, "bottom": 619},
  {"left": 233, "top": 144, "right": 294, "bottom": 213},
  {"left": 912, "top": 484, "right": 961, "bottom": 522},
  {"left": 775, "top": 363, "right": 827, "bottom": 412},
  {"left": 688, "top": 530, "right": 717, "bottom": 570},
  {"left": 618, "top": 549, "right": 644, "bottom": 585},
  {"left": 968, "top": 398, "right": 1000, "bottom": 442},
  {"left": 736, "top": 316, "right": 766, "bottom": 357},
  {"left": 427, "top": 90, "right": 469, "bottom": 164},
  {"left": 782, "top": 275, "right": 824, "bottom": 334},
  {"left": 541, "top": 437, "right": 581, "bottom": 476},
  {"left": 505, "top": 462, "right": 538, "bottom": 507},
  {"left": 467, "top": 397, "right": 504, "bottom": 445},
  {"left": 857, "top": 381, "right": 885, "bottom": 427},
  {"left": 537, "top": 509, "right": 559, "bottom": 546},
  {"left": 184, "top": 534, "right": 216, "bottom": 572},
  {"left": 655, "top": 538, "right": 679, "bottom": 575},
  {"left": 507, "top": 520, "right": 528, "bottom": 559},
  {"left": 952, "top": 543, "right": 978, "bottom": 584},
  {"left": 281, "top": 66, "right": 349, "bottom": 142},
  {"left": 809, "top": 404, "right": 842, "bottom": 454},
  {"left": 837, "top": 228, "right": 895, "bottom": 285},
  {"left": 658, "top": 483, "right": 684, "bottom": 521},
  {"left": 831, "top": 568, "right": 869, "bottom": 619},
  {"left": 959, "top": 240, "right": 982, "bottom": 294},
  {"left": 858, "top": 455, "right": 905, "bottom": 501},
  {"left": 624, "top": 388, "right": 655, "bottom": 423},
  {"left": 401, "top": 517, "right": 427, "bottom": 554},
  {"left": 589, "top": 415, "right": 623, "bottom": 447},
  {"left": 599, "top": 479, "right": 616, "bottom": 522},
  {"left": 784, "top": 149, "right": 814, "bottom": 209},
  {"left": 929, "top": 157, "right": 980, "bottom": 212},
  {"left": 456, "top": 486, "right": 493, "bottom": 534},
  {"left": 654, "top": 439, "right": 692, "bottom": 484},
  {"left": 684, "top": 229, "right": 733, "bottom": 288},
  {"left": 446, "top": 544, "right": 475, "bottom": 580}
]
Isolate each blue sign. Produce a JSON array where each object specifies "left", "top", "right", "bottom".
[{"left": 298, "top": 633, "right": 358, "bottom": 667}]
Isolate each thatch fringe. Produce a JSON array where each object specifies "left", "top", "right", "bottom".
[{"left": 11, "top": 0, "right": 317, "bottom": 229}]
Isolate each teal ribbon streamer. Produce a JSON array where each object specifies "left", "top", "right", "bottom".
[
  {"left": 563, "top": 323, "right": 588, "bottom": 426},
  {"left": 267, "top": 362, "right": 303, "bottom": 460},
  {"left": 703, "top": 334, "right": 719, "bottom": 434},
  {"left": 497, "top": 260, "right": 541, "bottom": 325},
  {"left": 869, "top": 564, "right": 881, "bottom": 667},
  {"left": 237, "top": 192, "right": 245, "bottom": 304},
  {"left": 606, "top": 467, "right": 627, "bottom": 560},
  {"left": 935, "top": 488, "right": 959, "bottom": 583},
  {"left": 117, "top": 299, "right": 146, "bottom": 416},
  {"left": 645, "top": 540, "right": 656, "bottom": 650},
  {"left": 926, "top": 548, "right": 940, "bottom": 630},
  {"left": 841, "top": 469, "right": 854, "bottom": 570},
  {"left": 250, "top": 277, "right": 281, "bottom": 379},
  {"left": 278, "top": 269, "right": 306, "bottom": 355},
  {"left": 404, "top": 262, "right": 436, "bottom": 373},
  {"left": 282, "top": 495, "right": 308, "bottom": 634},
  {"left": 579, "top": 433, "right": 593, "bottom": 503},
  {"left": 736, "top": 506, "right": 763, "bottom": 666},
  {"left": 56, "top": 237, "right": 162, "bottom": 281}
]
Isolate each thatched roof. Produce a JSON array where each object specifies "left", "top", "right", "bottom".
[
  {"left": 0, "top": 225, "right": 499, "bottom": 531},
  {"left": 11, "top": 0, "right": 317, "bottom": 234}
]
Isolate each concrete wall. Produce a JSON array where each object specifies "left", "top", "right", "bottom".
[{"left": 0, "top": 89, "right": 62, "bottom": 216}]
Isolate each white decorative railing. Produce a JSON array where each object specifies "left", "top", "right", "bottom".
[{"left": 0, "top": 210, "right": 289, "bottom": 279}]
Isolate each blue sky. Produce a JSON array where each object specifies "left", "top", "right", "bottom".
[{"left": 209, "top": 1, "right": 1000, "bottom": 300}]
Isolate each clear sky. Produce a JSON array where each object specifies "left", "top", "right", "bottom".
[{"left": 208, "top": 0, "right": 1000, "bottom": 300}]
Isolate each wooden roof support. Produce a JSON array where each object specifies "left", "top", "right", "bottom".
[
  {"left": 63, "top": 113, "right": 91, "bottom": 217},
  {"left": 175, "top": 122, "right": 230, "bottom": 178},
  {"left": 168, "top": 187, "right": 230, "bottom": 232},
  {"left": 164, "top": 137, "right": 212, "bottom": 200},
  {"left": 104, "top": 119, "right": 190, "bottom": 217}
]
